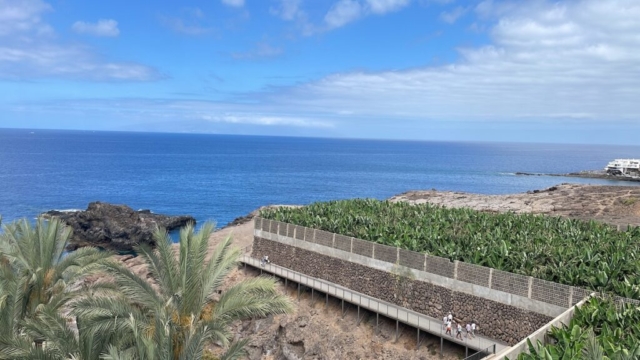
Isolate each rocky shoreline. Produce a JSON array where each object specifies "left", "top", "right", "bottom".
[
  {"left": 43, "top": 202, "right": 195, "bottom": 253},
  {"left": 390, "top": 183, "right": 640, "bottom": 228},
  {"left": 516, "top": 170, "right": 640, "bottom": 183}
]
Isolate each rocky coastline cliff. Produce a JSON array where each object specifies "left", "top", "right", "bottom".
[{"left": 43, "top": 202, "right": 195, "bottom": 253}]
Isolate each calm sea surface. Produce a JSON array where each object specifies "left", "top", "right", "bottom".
[{"left": 1, "top": 129, "right": 640, "bottom": 227}]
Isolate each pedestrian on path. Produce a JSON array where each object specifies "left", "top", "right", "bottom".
[
  {"left": 443, "top": 315, "right": 448, "bottom": 329},
  {"left": 445, "top": 320, "right": 452, "bottom": 336},
  {"left": 465, "top": 323, "right": 472, "bottom": 338},
  {"left": 471, "top": 321, "right": 477, "bottom": 338},
  {"left": 456, "top": 323, "right": 463, "bottom": 340},
  {"left": 260, "top": 255, "right": 270, "bottom": 267}
]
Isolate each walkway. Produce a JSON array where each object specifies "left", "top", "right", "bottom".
[{"left": 240, "top": 255, "right": 508, "bottom": 355}]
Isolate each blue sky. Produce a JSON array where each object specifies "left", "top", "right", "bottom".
[{"left": 0, "top": 0, "right": 639, "bottom": 144}]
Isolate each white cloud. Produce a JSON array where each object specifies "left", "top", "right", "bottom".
[
  {"left": 16, "top": 98, "right": 335, "bottom": 130},
  {"left": 324, "top": 0, "right": 412, "bottom": 30},
  {"left": 200, "top": 113, "right": 332, "bottom": 127},
  {"left": 440, "top": 6, "right": 468, "bottom": 24},
  {"left": 0, "top": 0, "right": 51, "bottom": 36},
  {"left": 270, "top": 0, "right": 303, "bottom": 21},
  {"left": 365, "top": 0, "right": 411, "bottom": 14},
  {"left": 325, "top": 0, "right": 363, "bottom": 29},
  {"left": 231, "top": 42, "right": 283, "bottom": 60},
  {"left": 0, "top": 45, "right": 160, "bottom": 81},
  {"left": 272, "top": 0, "right": 412, "bottom": 34},
  {"left": 0, "top": 0, "right": 52, "bottom": 36},
  {"left": 0, "top": 1, "right": 159, "bottom": 81},
  {"left": 160, "top": 8, "right": 214, "bottom": 35},
  {"left": 266, "top": 0, "right": 640, "bottom": 124},
  {"left": 221, "top": 0, "right": 245, "bottom": 7},
  {"left": 72, "top": 19, "right": 119, "bottom": 37}
]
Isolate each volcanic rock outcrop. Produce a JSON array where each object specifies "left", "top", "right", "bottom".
[{"left": 43, "top": 202, "right": 195, "bottom": 253}]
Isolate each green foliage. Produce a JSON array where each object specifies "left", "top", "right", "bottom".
[
  {"left": 0, "top": 218, "right": 293, "bottom": 359},
  {"left": 261, "top": 199, "right": 640, "bottom": 298},
  {"left": 0, "top": 217, "right": 114, "bottom": 359},
  {"left": 517, "top": 298, "right": 640, "bottom": 360},
  {"left": 621, "top": 197, "right": 637, "bottom": 206},
  {"left": 73, "top": 222, "right": 294, "bottom": 360}
]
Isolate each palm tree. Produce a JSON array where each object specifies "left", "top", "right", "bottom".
[
  {"left": 0, "top": 217, "right": 113, "bottom": 359},
  {"left": 73, "top": 222, "right": 293, "bottom": 360}
]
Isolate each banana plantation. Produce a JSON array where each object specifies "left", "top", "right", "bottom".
[
  {"left": 260, "top": 199, "right": 640, "bottom": 299},
  {"left": 519, "top": 297, "right": 640, "bottom": 360}
]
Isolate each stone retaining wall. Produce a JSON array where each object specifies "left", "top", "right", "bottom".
[
  {"left": 252, "top": 236, "right": 551, "bottom": 345},
  {"left": 254, "top": 218, "right": 640, "bottom": 309}
]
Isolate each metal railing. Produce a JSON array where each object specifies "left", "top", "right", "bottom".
[
  {"left": 463, "top": 344, "right": 496, "bottom": 360},
  {"left": 240, "top": 254, "right": 507, "bottom": 353}
]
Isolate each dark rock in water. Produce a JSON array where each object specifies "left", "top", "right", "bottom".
[{"left": 43, "top": 202, "right": 195, "bottom": 253}]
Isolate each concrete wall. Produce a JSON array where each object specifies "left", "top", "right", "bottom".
[
  {"left": 255, "top": 218, "right": 640, "bottom": 309},
  {"left": 253, "top": 236, "right": 551, "bottom": 345},
  {"left": 494, "top": 295, "right": 593, "bottom": 359}
]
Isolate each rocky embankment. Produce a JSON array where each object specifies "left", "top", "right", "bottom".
[
  {"left": 43, "top": 202, "right": 195, "bottom": 252},
  {"left": 390, "top": 183, "right": 640, "bottom": 228},
  {"left": 516, "top": 170, "right": 640, "bottom": 183}
]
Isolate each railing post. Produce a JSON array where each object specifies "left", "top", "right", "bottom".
[
  {"left": 488, "top": 268, "right": 493, "bottom": 289},
  {"left": 395, "top": 319, "right": 399, "bottom": 342},
  {"left": 568, "top": 287, "right": 574, "bottom": 307},
  {"left": 528, "top": 276, "right": 533, "bottom": 299},
  {"left": 454, "top": 260, "right": 459, "bottom": 279},
  {"left": 423, "top": 253, "right": 427, "bottom": 272}
]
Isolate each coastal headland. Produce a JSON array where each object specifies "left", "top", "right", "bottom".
[
  {"left": 391, "top": 183, "right": 640, "bottom": 228},
  {"left": 516, "top": 170, "right": 640, "bottom": 183},
  {"left": 86, "top": 183, "right": 640, "bottom": 358}
]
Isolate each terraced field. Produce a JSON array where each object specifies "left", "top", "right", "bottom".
[{"left": 261, "top": 199, "right": 640, "bottom": 299}]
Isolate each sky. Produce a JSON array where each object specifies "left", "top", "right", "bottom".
[{"left": 0, "top": 0, "right": 639, "bottom": 144}]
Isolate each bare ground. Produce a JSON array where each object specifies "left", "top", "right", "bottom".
[{"left": 390, "top": 183, "right": 640, "bottom": 228}]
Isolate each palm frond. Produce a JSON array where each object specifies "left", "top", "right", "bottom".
[{"left": 219, "top": 339, "right": 249, "bottom": 360}]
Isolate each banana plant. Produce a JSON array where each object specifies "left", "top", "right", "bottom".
[{"left": 261, "top": 198, "right": 640, "bottom": 299}]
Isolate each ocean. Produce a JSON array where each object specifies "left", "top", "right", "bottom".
[{"left": 1, "top": 128, "right": 640, "bottom": 227}]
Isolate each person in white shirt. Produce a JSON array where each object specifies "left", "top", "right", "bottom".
[
  {"left": 471, "top": 322, "right": 476, "bottom": 338},
  {"left": 443, "top": 315, "right": 448, "bottom": 329},
  {"left": 465, "top": 323, "right": 472, "bottom": 338},
  {"left": 445, "top": 320, "right": 452, "bottom": 336},
  {"left": 456, "top": 323, "right": 463, "bottom": 340}
]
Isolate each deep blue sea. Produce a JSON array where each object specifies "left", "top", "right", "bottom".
[{"left": 1, "top": 128, "right": 640, "bottom": 227}]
